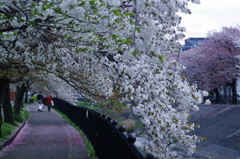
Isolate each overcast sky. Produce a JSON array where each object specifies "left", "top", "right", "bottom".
[{"left": 179, "top": 0, "right": 240, "bottom": 39}]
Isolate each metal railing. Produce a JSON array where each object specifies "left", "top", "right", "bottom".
[{"left": 53, "top": 98, "right": 155, "bottom": 159}]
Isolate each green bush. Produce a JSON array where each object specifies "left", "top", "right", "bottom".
[
  {"left": 24, "top": 109, "right": 30, "bottom": 120},
  {"left": 13, "top": 114, "right": 24, "bottom": 123},
  {"left": 29, "top": 95, "right": 37, "bottom": 103}
]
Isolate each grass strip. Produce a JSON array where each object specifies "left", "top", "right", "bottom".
[
  {"left": 0, "top": 107, "right": 29, "bottom": 142},
  {"left": 75, "top": 101, "right": 99, "bottom": 110}
]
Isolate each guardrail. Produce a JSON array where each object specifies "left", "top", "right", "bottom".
[{"left": 53, "top": 98, "right": 155, "bottom": 159}]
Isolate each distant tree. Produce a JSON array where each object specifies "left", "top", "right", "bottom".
[{"left": 179, "top": 27, "right": 240, "bottom": 103}]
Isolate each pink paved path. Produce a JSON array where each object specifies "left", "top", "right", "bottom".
[{"left": 0, "top": 104, "right": 90, "bottom": 159}]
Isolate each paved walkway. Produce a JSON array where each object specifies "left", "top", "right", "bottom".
[
  {"left": 0, "top": 104, "right": 90, "bottom": 159},
  {"left": 189, "top": 104, "right": 240, "bottom": 159},
  {"left": 2, "top": 103, "right": 240, "bottom": 159},
  {"left": 134, "top": 104, "right": 240, "bottom": 159}
]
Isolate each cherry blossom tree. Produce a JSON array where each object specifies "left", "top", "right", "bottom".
[
  {"left": 0, "top": 0, "right": 207, "bottom": 158},
  {"left": 179, "top": 27, "right": 240, "bottom": 104}
]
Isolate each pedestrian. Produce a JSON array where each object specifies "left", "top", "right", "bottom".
[
  {"left": 37, "top": 91, "right": 44, "bottom": 103},
  {"left": 45, "top": 94, "right": 53, "bottom": 112},
  {"left": 37, "top": 102, "right": 44, "bottom": 112}
]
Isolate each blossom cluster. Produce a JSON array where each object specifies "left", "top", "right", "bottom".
[{"left": 0, "top": 0, "right": 206, "bottom": 158}]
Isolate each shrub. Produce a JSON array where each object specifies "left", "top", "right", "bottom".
[
  {"left": 29, "top": 95, "right": 37, "bottom": 103},
  {"left": 0, "top": 123, "right": 16, "bottom": 141},
  {"left": 13, "top": 114, "right": 24, "bottom": 123},
  {"left": 121, "top": 119, "right": 136, "bottom": 133},
  {"left": 24, "top": 109, "right": 30, "bottom": 120}
]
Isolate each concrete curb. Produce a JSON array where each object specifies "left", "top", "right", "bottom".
[{"left": 0, "top": 120, "right": 27, "bottom": 151}]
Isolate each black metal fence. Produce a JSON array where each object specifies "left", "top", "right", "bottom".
[{"left": 53, "top": 98, "right": 155, "bottom": 159}]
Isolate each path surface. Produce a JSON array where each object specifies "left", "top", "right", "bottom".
[
  {"left": 2, "top": 103, "right": 240, "bottom": 159},
  {"left": 134, "top": 104, "right": 240, "bottom": 159},
  {"left": 190, "top": 104, "right": 240, "bottom": 159},
  {"left": 0, "top": 104, "right": 90, "bottom": 159}
]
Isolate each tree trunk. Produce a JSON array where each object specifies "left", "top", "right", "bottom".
[
  {"left": 213, "top": 88, "right": 220, "bottom": 104},
  {"left": 229, "top": 79, "right": 237, "bottom": 104},
  {"left": 2, "top": 82, "right": 14, "bottom": 125},
  {"left": 0, "top": 79, "right": 4, "bottom": 137},
  {"left": 0, "top": 102, "right": 2, "bottom": 137},
  {"left": 14, "top": 84, "right": 26, "bottom": 115}
]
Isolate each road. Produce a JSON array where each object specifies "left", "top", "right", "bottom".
[{"left": 190, "top": 104, "right": 240, "bottom": 159}]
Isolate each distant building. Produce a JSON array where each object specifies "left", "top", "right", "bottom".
[{"left": 181, "top": 37, "right": 205, "bottom": 52}]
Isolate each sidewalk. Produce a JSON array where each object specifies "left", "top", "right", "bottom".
[
  {"left": 190, "top": 104, "right": 240, "bottom": 159},
  {"left": 0, "top": 104, "right": 90, "bottom": 159}
]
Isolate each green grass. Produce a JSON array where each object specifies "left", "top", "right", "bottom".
[
  {"left": 0, "top": 107, "right": 29, "bottom": 142},
  {"left": 53, "top": 108, "right": 96, "bottom": 159},
  {"left": 76, "top": 101, "right": 99, "bottom": 110},
  {"left": 76, "top": 101, "right": 88, "bottom": 107},
  {"left": 0, "top": 123, "right": 17, "bottom": 141},
  {"left": 13, "top": 114, "right": 24, "bottom": 123},
  {"left": 24, "top": 109, "right": 30, "bottom": 120}
]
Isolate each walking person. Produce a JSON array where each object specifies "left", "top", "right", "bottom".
[
  {"left": 45, "top": 94, "right": 53, "bottom": 112},
  {"left": 37, "top": 91, "right": 44, "bottom": 103}
]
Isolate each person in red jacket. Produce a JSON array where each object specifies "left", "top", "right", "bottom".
[{"left": 45, "top": 95, "right": 53, "bottom": 112}]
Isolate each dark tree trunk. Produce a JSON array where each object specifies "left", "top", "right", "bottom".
[
  {"left": 0, "top": 99, "right": 2, "bottom": 137},
  {"left": 14, "top": 85, "right": 26, "bottom": 115},
  {"left": 229, "top": 79, "right": 237, "bottom": 104},
  {"left": 2, "top": 82, "right": 14, "bottom": 125},
  {"left": 213, "top": 88, "right": 220, "bottom": 104},
  {"left": 0, "top": 79, "right": 4, "bottom": 137},
  {"left": 0, "top": 74, "right": 28, "bottom": 128}
]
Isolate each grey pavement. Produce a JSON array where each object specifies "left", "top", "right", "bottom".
[
  {"left": 190, "top": 104, "right": 240, "bottom": 159},
  {"left": 2, "top": 103, "right": 240, "bottom": 159},
  {"left": 134, "top": 104, "right": 240, "bottom": 159},
  {"left": 0, "top": 104, "right": 90, "bottom": 159}
]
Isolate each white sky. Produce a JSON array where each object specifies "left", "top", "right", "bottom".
[{"left": 179, "top": 0, "right": 240, "bottom": 39}]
